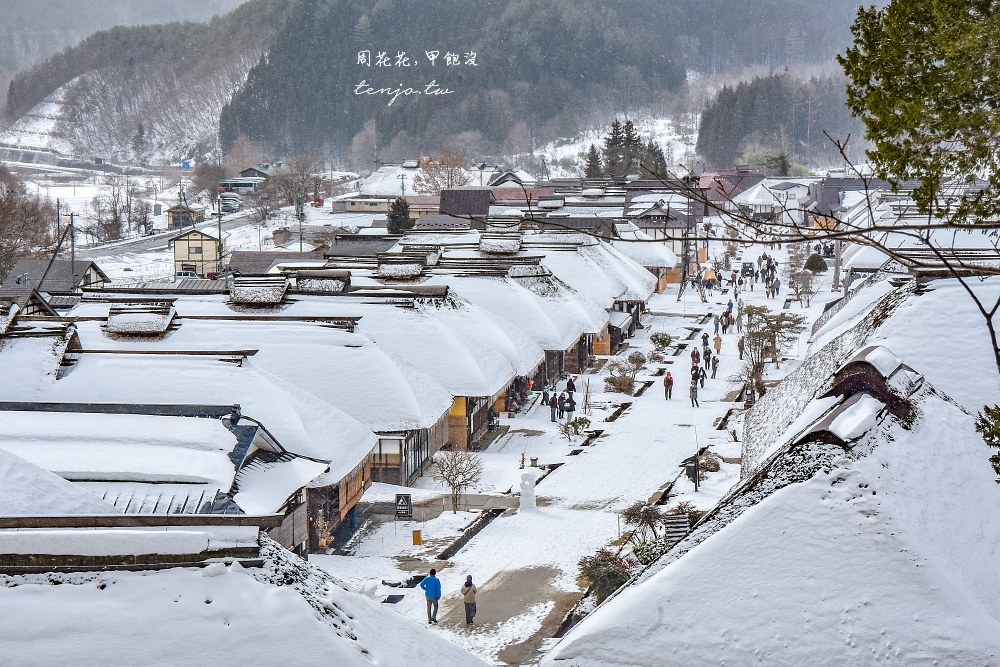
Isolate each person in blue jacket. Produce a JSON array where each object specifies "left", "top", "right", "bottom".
[{"left": 420, "top": 568, "right": 442, "bottom": 624}]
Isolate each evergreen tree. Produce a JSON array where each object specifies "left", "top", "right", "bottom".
[
  {"left": 584, "top": 144, "right": 602, "bottom": 177},
  {"left": 622, "top": 120, "right": 642, "bottom": 174},
  {"left": 603, "top": 119, "right": 625, "bottom": 175},
  {"left": 642, "top": 139, "right": 668, "bottom": 178},
  {"left": 387, "top": 197, "right": 413, "bottom": 234},
  {"left": 763, "top": 150, "right": 792, "bottom": 176}
]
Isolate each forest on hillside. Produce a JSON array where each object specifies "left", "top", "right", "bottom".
[
  {"left": 4, "top": 0, "right": 866, "bottom": 165},
  {"left": 0, "top": 0, "right": 245, "bottom": 122},
  {"left": 696, "top": 73, "right": 864, "bottom": 169},
  {"left": 219, "top": 0, "right": 862, "bottom": 157}
]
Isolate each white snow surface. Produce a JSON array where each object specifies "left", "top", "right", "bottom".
[
  {"left": 546, "top": 388, "right": 1000, "bottom": 666},
  {"left": 0, "top": 447, "right": 119, "bottom": 516},
  {"left": 0, "top": 412, "right": 238, "bottom": 486},
  {"left": 609, "top": 224, "right": 678, "bottom": 269},
  {"left": 0, "top": 529, "right": 209, "bottom": 556},
  {"left": 0, "top": 538, "right": 487, "bottom": 667},
  {"left": 0, "top": 334, "right": 378, "bottom": 484},
  {"left": 828, "top": 394, "right": 884, "bottom": 441}
]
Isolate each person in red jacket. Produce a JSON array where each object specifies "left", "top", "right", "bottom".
[{"left": 663, "top": 372, "right": 673, "bottom": 399}]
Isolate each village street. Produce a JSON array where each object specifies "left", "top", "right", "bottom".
[{"left": 313, "top": 244, "right": 841, "bottom": 665}]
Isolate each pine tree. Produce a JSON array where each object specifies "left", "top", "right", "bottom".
[
  {"left": 584, "top": 144, "right": 602, "bottom": 177},
  {"left": 622, "top": 120, "right": 642, "bottom": 174},
  {"left": 603, "top": 119, "right": 625, "bottom": 175},
  {"left": 387, "top": 197, "right": 413, "bottom": 234},
  {"left": 642, "top": 139, "right": 668, "bottom": 178}
]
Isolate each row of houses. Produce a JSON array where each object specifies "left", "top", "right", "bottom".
[{"left": 0, "top": 221, "right": 662, "bottom": 562}]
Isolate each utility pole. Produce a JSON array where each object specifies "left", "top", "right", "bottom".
[
  {"left": 217, "top": 197, "right": 224, "bottom": 275},
  {"left": 70, "top": 212, "right": 76, "bottom": 282},
  {"left": 832, "top": 238, "right": 842, "bottom": 293},
  {"left": 55, "top": 199, "right": 60, "bottom": 252},
  {"left": 397, "top": 173, "right": 406, "bottom": 197},
  {"left": 296, "top": 190, "right": 305, "bottom": 252}
]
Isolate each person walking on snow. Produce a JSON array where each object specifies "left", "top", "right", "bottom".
[
  {"left": 557, "top": 393, "right": 566, "bottom": 419},
  {"left": 566, "top": 376, "right": 576, "bottom": 396},
  {"left": 549, "top": 394, "right": 558, "bottom": 422},
  {"left": 461, "top": 576, "right": 477, "bottom": 625},
  {"left": 703, "top": 346, "right": 712, "bottom": 370},
  {"left": 713, "top": 314, "right": 720, "bottom": 334},
  {"left": 727, "top": 299, "right": 734, "bottom": 314},
  {"left": 691, "top": 347, "right": 701, "bottom": 365},
  {"left": 565, "top": 394, "right": 577, "bottom": 422},
  {"left": 737, "top": 335, "right": 745, "bottom": 360},
  {"left": 664, "top": 372, "right": 673, "bottom": 399},
  {"left": 542, "top": 383, "right": 550, "bottom": 407},
  {"left": 711, "top": 354, "right": 719, "bottom": 379},
  {"left": 420, "top": 568, "right": 441, "bottom": 624},
  {"left": 690, "top": 363, "right": 700, "bottom": 383},
  {"left": 690, "top": 380, "right": 699, "bottom": 407},
  {"left": 713, "top": 333, "right": 722, "bottom": 355},
  {"left": 699, "top": 365, "right": 707, "bottom": 388}
]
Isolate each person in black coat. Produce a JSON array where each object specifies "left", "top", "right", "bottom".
[
  {"left": 565, "top": 394, "right": 576, "bottom": 421},
  {"left": 566, "top": 377, "right": 576, "bottom": 395}
]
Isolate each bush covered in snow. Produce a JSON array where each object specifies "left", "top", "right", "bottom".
[
  {"left": 631, "top": 539, "right": 670, "bottom": 565},
  {"left": 649, "top": 332, "right": 672, "bottom": 351},
  {"left": 559, "top": 416, "right": 592, "bottom": 441},
  {"left": 603, "top": 352, "right": 646, "bottom": 394},
  {"left": 579, "top": 548, "right": 638, "bottom": 603}
]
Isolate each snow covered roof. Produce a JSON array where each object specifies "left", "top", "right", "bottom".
[
  {"left": 535, "top": 240, "right": 656, "bottom": 304},
  {"left": 731, "top": 179, "right": 813, "bottom": 207},
  {"left": 0, "top": 536, "right": 488, "bottom": 667},
  {"left": 424, "top": 272, "right": 607, "bottom": 350},
  {"left": 545, "top": 358, "right": 1000, "bottom": 665},
  {"left": 0, "top": 447, "right": 119, "bottom": 516},
  {"left": 0, "top": 328, "right": 377, "bottom": 488},
  {"left": 62, "top": 317, "right": 452, "bottom": 435},
  {"left": 0, "top": 408, "right": 331, "bottom": 516},
  {"left": 610, "top": 223, "right": 679, "bottom": 268},
  {"left": 837, "top": 345, "right": 904, "bottom": 378}
]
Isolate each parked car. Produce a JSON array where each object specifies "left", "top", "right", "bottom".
[
  {"left": 221, "top": 202, "right": 238, "bottom": 213},
  {"left": 175, "top": 270, "right": 201, "bottom": 280},
  {"left": 741, "top": 262, "right": 756, "bottom": 278}
]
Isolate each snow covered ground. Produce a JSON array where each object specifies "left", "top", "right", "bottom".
[
  {"left": 536, "top": 116, "right": 698, "bottom": 178},
  {"left": 0, "top": 537, "right": 486, "bottom": 667}
]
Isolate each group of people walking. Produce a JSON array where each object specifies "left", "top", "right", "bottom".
[
  {"left": 544, "top": 376, "right": 578, "bottom": 422},
  {"left": 664, "top": 304, "right": 738, "bottom": 408},
  {"left": 420, "top": 568, "right": 479, "bottom": 626},
  {"left": 757, "top": 253, "right": 782, "bottom": 299}
]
